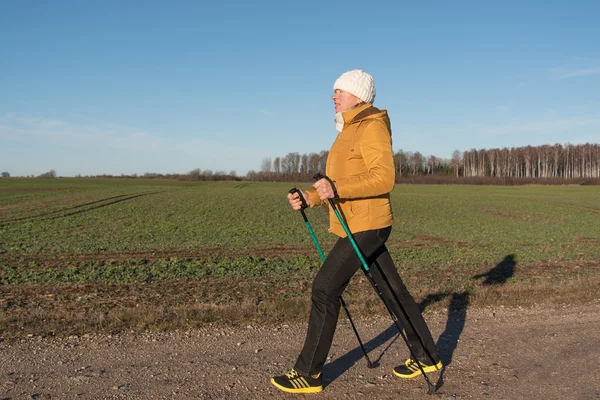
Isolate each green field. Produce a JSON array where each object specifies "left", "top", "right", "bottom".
[{"left": 1, "top": 178, "right": 599, "bottom": 339}]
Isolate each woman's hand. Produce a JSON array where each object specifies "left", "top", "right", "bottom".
[
  {"left": 287, "top": 190, "right": 310, "bottom": 211},
  {"left": 313, "top": 178, "right": 337, "bottom": 200}
]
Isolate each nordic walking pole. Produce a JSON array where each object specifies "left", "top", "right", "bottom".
[
  {"left": 312, "top": 173, "right": 437, "bottom": 394},
  {"left": 289, "top": 187, "right": 377, "bottom": 369}
]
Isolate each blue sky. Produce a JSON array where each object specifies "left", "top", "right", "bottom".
[{"left": 1, "top": 0, "right": 599, "bottom": 177}]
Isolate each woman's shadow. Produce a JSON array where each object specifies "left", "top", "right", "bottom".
[
  {"left": 323, "top": 255, "right": 516, "bottom": 389},
  {"left": 473, "top": 254, "right": 516, "bottom": 286},
  {"left": 436, "top": 254, "right": 515, "bottom": 388}
]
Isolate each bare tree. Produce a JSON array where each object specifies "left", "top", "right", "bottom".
[
  {"left": 300, "top": 154, "right": 309, "bottom": 177},
  {"left": 451, "top": 150, "right": 461, "bottom": 177},
  {"left": 488, "top": 149, "right": 497, "bottom": 177},
  {"left": 308, "top": 153, "right": 320, "bottom": 176},
  {"left": 410, "top": 152, "right": 424, "bottom": 175},
  {"left": 394, "top": 150, "right": 408, "bottom": 177},
  {"left": 273, "top": 157, "right": 281, "bottom": 175},
  {"left": 593, "top": 144, "right": 600, "bottom": 177},
  {"left": 426, "top": 155, "right": 437, "bottom": 174},
  {"left": 261, "top": 158, "right": 272, "bottom": 173},
  {"left": 291, "top": 152, "right": 300, "bottom": 174},
  {"left": 279, "top": 153, "right": 301, "bottom": 178},
  {"left": 551, "top": 144, "right": 562, "bottom": 177},
  {"left": 523, "top": 146, "right": 532, "bottom": 177},
  {"left": 477, "top": 149, "right": 486, "bottom": 177},
  {"left": 318, "top": 150, "right": 329, "bottom": 174},
  {"left": 187, "top": 168, "right": 201, "bottom": 180},
  {"left": 463, "top": 149, "right": 477, "bottom": 177},
  {"left": 38, "top": 169, "right": 56, "bottom": 178}
]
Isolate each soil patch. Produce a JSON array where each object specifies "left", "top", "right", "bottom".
[{"left": 1, "top": 303, "right": 599, "bottom": 399}]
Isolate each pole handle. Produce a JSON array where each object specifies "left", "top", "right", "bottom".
[
  {"left": 288, "top": 187, "right": 309, "bottom": 209},
  {"left": 312, "top": 173, "right": 339, "bottom": 199}
]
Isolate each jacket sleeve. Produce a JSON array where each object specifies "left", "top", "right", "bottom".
[
  {"left": 305, "top": 188, "right": 324, "bottom": 208},
  {"left": 335, "top": 120, "right": 395, "bottom": 199}
]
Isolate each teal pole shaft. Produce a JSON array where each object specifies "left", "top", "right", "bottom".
[
  {"left": 330, "top": 206, "right": 369, "bottom": 271},
  {"left": 302, "top": 214, "right": 325, "bottom": 261}
]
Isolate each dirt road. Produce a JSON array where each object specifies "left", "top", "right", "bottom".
[{"left": 2, "top": 302, "right": 599, "bottom": 400}]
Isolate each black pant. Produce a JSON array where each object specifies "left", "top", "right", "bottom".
[{"left": 294, "top": 227, "right": 439, "bottom": 376}]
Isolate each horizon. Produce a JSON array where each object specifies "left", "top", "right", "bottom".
[{"left": 2, "top": 141, "right": 598, "bottom": 179}]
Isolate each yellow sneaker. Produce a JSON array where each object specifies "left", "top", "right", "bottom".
[
  {"left": 270, "top": 368, "right": 323, "bottom": 394},
  {"left": 392, "top": 358, "right": 443, "bottom": 379}
]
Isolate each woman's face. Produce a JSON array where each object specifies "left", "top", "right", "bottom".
[{"left": 332, "top": 89, "right": 362, "bottom": 113}]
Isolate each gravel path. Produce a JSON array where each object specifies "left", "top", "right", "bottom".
[{"left": 2, "top": 303, "right": 600, "bottom": 400}]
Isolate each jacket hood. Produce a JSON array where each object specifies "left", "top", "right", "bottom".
[{"left": 342, "top": 103, "right": 390, "bottom": 131}]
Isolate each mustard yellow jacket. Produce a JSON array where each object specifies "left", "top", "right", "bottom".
[{"left": 306, "top": 103, "right": 395, "bottom": 237}]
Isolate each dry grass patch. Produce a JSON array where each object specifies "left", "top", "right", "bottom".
[{"left": 2, "top": 264, "right": 599, "bottom": 343}]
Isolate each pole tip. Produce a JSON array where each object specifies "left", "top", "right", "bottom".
[
  {"left": 367, "top": 360, "right": 379, "bottom": 369},
  {"left": 427, "top": 382, "right": 437, "bottom": 394}
]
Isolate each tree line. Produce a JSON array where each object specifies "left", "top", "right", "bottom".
[
  {"left": 4, "top": 143, "right": 599, "bottom": 184},
  {"left": 247, "top": 143, "right": 600, "bottom": 183}
]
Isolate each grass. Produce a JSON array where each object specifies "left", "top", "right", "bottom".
[{"left": 1, "top": 178, "right": 600, "bottom": 341}]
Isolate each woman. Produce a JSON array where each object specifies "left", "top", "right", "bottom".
[{"left": 271, "top": 70, "right": 441, "bottom": 394}]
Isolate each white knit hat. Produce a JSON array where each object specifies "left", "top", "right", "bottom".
[{"left": 333, "top": 70, "right": 376, "bottom": 104}]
